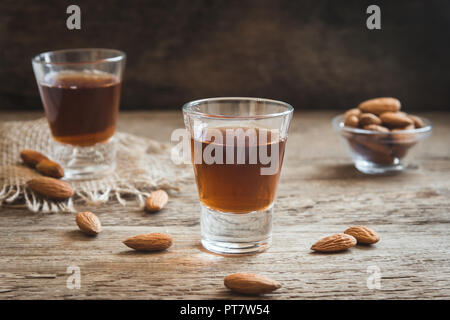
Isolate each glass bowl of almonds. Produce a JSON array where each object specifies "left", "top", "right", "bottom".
[{"left": 332, "top": 97, "right": 432, "bottom": 174}]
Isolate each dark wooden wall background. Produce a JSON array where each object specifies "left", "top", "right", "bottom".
[{"left": 1, "top": 0, "right": 449, "bottom": 111}]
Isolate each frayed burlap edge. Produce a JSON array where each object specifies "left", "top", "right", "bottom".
[{"left": 0, "top": 118, "right": 193, "bottom": 213}]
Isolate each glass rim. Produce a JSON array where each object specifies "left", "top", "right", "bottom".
[
  {"left": 32, "top": 48, "right": 126, "bottom": 66},
  {"left": 332, "top": 114, "right": 433, "bottom": 135},
  {"left": 182, "top": 97, "right": 294, "bottom": 120}
]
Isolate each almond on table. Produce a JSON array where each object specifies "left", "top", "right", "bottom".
[
  {"left": 145, "top": 190, "right": 169, "bottom": 212},
  {"left": 123, "top": 233, "right": 173, "bottom": 251},
  {"left": 224, "top": 273, "right": 282, "bottom": 295},
  {"left": 344, "top": 226, "right": 380, "bottom": 244},
  {"left": 311, "top": 233, "right": 357, "bottom": 252},
  {"left": 76, "top": 212, "right": 102, "bottom": 236}
]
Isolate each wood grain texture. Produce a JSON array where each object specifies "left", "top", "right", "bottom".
[{"left": 0, "top": 111, "right": 449, "bottom": 299}]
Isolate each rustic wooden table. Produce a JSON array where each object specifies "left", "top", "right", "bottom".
[{"left": 0, "top": 111, "right": 449, "bottom": 300}]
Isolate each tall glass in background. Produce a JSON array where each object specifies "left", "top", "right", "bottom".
[
  {"left": 183, "top": 98, "right": 293, "bottom": 254},
  {"left": 32, "top": 48, "right": 126, "bottom": 180}
]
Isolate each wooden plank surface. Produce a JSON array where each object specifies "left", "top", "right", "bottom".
[{"left": 0, "top": 111, "right": 449, "bottom": 299}]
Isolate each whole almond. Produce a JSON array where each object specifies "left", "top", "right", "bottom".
[
  {"left": 408, "top": 115, "right": 424, "bottom": 128},
  {"left": 344, "top": 108, "right": 361, "bottom": 119},
  {"left": 311, "top": 233, "right": 357, "bottom": 252},
  {"left": 392, "top": 124, "right": 415, "bottom": 132},
  {"left": 363, "top": 124, "right": 389, "bottom": 133},
  {"left": 344, "top": 115, "right": 359, "bottom": 128},
  {"left": 358, "top": 97, "right": 401, "bottom": 115},
  {"left": 76, "top": 212, "right": 102, "bottom": 235},
  {"left": 391, "top": 124, "right": 416, "bottom": 143},
  {"left": 359, "top": 113, "right": 382, "bottom": 126},
  {"left": 145, "top": 190, "right": 169, "bottom": 212},
  {"left": 344, "top": 226, "right": 380, "bottom": 244},
  {"left": 36, "top": 159, "right": 65, "bottom": 179},
  {"left": 123, "top": 233, "right": 173, "bottom": 251},
  {"left": 27, "top": 177, "right": 74, "bottom": 200},
  {"left": 224, "top": 273, "right": 282, "bottom": 295},
  {"left": 380, "top": 112, "right": 413, "bottom": 128},
  {"left": 20, "top": 149, "right": 49, "bottom": 168}
]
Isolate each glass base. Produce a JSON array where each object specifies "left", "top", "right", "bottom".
[
  {"left": 52, "top": 137, "right": 117, "bottom": 181},
  {"left": 200, "top": 204, "right": 273, "bottom": 254},
  {"left": 355, "top": 159, "right": 404, "bottom": 174}
]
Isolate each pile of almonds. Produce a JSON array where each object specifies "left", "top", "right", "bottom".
[
  {"left": 343, "top": 97, "right": 424, "bottom": 132},
  {"left": 341, "top": 97, "right": 426, "bottom": 165}
]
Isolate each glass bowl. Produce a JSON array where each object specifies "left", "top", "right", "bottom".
[{"left": 332, "top": 115, "right": 432, "bottom": 174}]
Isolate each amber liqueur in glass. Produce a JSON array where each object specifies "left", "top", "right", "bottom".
[
  {"left": 39, "top": 71, "right": 121, "bottom": 146},
  {"left": 191, "top": 127, "right": 286, "bottom": 213}
]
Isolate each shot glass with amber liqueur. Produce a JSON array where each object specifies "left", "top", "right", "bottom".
[{"left": 183, "top": 97, "right": 293, "bottom": 254}]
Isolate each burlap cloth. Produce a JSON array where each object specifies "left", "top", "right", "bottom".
[{"left": 0, "top": 118, "right": 192, "bottom": 213}]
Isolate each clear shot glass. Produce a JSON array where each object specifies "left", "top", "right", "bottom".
[
  {"left": 32, "top": 48, "right": 126, "bottom": 180},
  {"left": 183, "top": 97, "right": 293, "bottom": 254}
]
